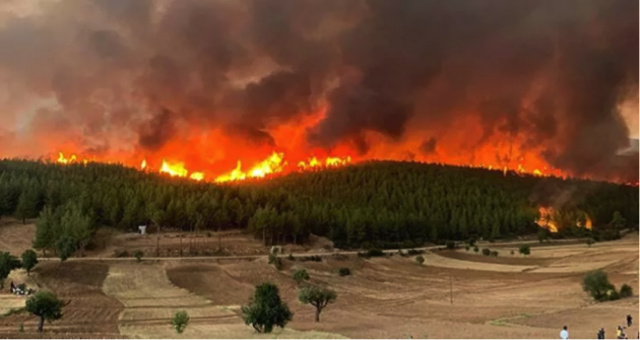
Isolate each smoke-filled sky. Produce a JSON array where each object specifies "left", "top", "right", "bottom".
[{"left": 0, "top": 0, "right": 637, "bottom": 180}]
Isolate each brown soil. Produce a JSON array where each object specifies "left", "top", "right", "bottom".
[
  {"left": 0, "top": 262, "right": 124, "bottom": 338},
  {"left": 439, "top": 249, "right": 551, "bottom": 266},
  {"left": 0, "top": 219, "right": 36, "bottom": 256}
]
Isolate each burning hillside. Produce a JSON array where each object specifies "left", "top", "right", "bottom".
[{"left": 0, "top": 0, "right": 637, "bottom": 184}]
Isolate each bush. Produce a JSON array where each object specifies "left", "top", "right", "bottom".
[
  {"left": 269, "top": 254, "right": 283, "bottom": 270},
  {"left": 473, "top": 246, "right": 479, "bottom": 253},
  {"left": 171, "top": 311, "right": 190, "bottom": 334},
  {"left": 586, "top": 238, "right": 595, "bottom": 247},
  {"left": 114, "top": 249, "right": 129, "bottom": 258},
  {"left": 241, "top": 283, "right": 292, "bottom": 333},
  {"left": 299, "top": 255, "right": 322, "bottom": 262},
  {"left": 415, "top": 255, "right": 425, "bottom": 265},
  {"left": 134, "top": 250, "right": 143, "bottom": 263},
  {"left": 445, "top": 241, "right": 455, "bottom": 250},
  {"left": 490, "top": 251, "right": 499, "bottom": 257},
  {"left": 367, "top": 248, "right": 385, "bottom": 257},
  {"left": 288, "top": 254, "right": 295, "bottom": 261},
  {"left": 482, "top": 248, "right": 491, "bottom": 256},
  {"left": 510, "top": 250, "right": 515, "bottom": 256},
  {"left": 518, "top": 245, "right": 531, "bottom": 257},
  {"left": 467, "top": 237, "right": 477, "bottom": 247},
  {"left": 465, "top": 245, "right": 470, "bottom": 252},
  {"left": 582, "top": 270, "right": 616, "bottom": 302},
  {"left": 338, "top": 268, "right": 351, "bottom": 276},
  {"left": 293, "top": 269, "right": 310, "bottom": 285},
  {"left": 608, "top": 289, "right": 620, "bottom": 301},
  {"left": 620, "top": 284, "right": 634, "bottom": 298}
]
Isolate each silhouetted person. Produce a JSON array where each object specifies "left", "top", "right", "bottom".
[
  {"left": 9, "top": 281, "right": 15, "bottom": 293},
  {"left": 628, "top": 315, "right": 633, "bottom": 327},
  {"left": 598, "top": 328, "right": 606, "bottom": 339},
  {"left": 561, "top": 326, "right": 569, "bottom": 339}
]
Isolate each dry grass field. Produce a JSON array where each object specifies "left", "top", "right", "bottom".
[{"left": 0, "top": 217, "right": 638, "bottom": 339}]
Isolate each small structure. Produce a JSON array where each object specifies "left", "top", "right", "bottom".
[{"left": 138, "top": 225, "right": 147, "bottom": 235}]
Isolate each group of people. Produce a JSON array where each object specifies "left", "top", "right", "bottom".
[
  {"left": 9, "top": 281, "right": 33, "bottom": 296},
  {"left": 560, "top": 315, "right": 636, "bottom": 339}
]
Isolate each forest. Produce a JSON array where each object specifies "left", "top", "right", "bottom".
[{"left": 0, "top": 159, "right": 637, "bottom": 253}]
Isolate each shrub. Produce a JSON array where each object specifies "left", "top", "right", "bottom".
[
  {"left": 299, "top": 255, "right": 322, "bottom": 262},
  {"left": 269, "top": 254, "right": 283, "bottom": 270},
  {"left": 482, "top": 248, "right": 491, "bottom": 256},
  {"left": 620, "top": 284, "right": 634, "bottom": 298},
  {"left": 134, "top": 250, "right": 143, "bottom": 263},
  {"left": 242, "top": 283, "right": 292, "bottom": 333},
  {"left": 366, "top": 248, "right": 385, "bottom": 257},
  {"left": 608, "top": 289, "right": 620, "bottom": 301},
  {"left": 467, "top": 237, "right": 477, "bottom": 247},
  {"left": 510, "top": 250, "right": 515, "bottom": 256},
  {"left": 171, "top": 311, "right": 190, "bottom": 334},
  {"left": 582, "top": 270, "right": 616, "bottom": 302},
  {"left": 586, "top": 238, "right": 595, "bottom": 247},
  {"left": 18, "top": 323, "right": 24, "bottom": 333},
  {"left": 473, "top": 246, "right": 479, "bottom": 253},
  {"left": 490, "top": 251, "right": 499, "bottom": 257},
  {"left": 114, "top": 249, "right": 129, "bottom": 258},
  {"left": 415, "top": 255, "right": 425, "bottom": 265},
  {"left": 465, "top": 245, "right": 470, "bottom": 252},
  {"left": 518, "top": 245, "right": 531, "bottom": 257},
  {"left": 293, "top": 269, "right": 310, "bottom": 285},
  {"left": 445, "top": 241, "right": 455, "bottom": 250},
  {"left": 288, "top": 254, "right": 295, "bottom": 261},
  {"left": 338, "top": 268, "right": 351, "bottom": 277}
]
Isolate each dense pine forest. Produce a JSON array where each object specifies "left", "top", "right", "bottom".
[{"left": 0, "top": 159, "right": 637, "bottom": 253}]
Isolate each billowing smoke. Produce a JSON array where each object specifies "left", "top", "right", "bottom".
[{"left": 0, "top": 0, "right": 637, "bottom": 181}]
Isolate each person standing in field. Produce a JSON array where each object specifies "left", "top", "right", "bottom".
[
  {"left": 627, "top": 315, "right": 633, "bottom": 327},
  {"left": 560, "top": 326, "right": 569, "bottom": 339}
]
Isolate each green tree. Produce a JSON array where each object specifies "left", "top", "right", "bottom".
[
  {"left": 293, "top": 269, "right": 310, "bottom": 285},
  {"left": 609, "top": 211, "right": 626, "bottom": 230},
  {"left": 15, "top": 190, "right": 38, "bottom": 224},
  {"left": 619, "top": 284, "right": 633, "bottom": 298},
  {"left": 55, "top": 235, "right": 77, "bottom": 262},
  {"left": 537, "top": 229, "right": 548, "bottom": 243},
  {"left": 518, "top": 244, "right": 530, "bottom": 257},
  {"left": 415, "top": 255, "right": 425, "bottom": 265},
  {"left": 134, "top": 250, "right": 143, "bottom": 263},
  {"left": 582, "top": 270, "right": 616, "bottom": 302},
  {"left": 21, "top": 249, "right": 38, "bottom": 276},
  {"left": 33, "top": 206, "right": 57, "bottom": 255},
  {"left": 0, "top": 252, "right": 22, "bottom": 289},
  {"left": 298, "top": 285, "right": 337, "bottom": 322},
  {"left": 25, "top": 291, "right": 65, "bottom": 332},
  {"left": 171, "top": 310, "right": 190, "bottom": 334},
  {"left": 241, "top": 283, "right": 293, "bottom": 333}
]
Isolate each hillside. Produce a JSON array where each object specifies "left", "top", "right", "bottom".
[{"left": 0, "top": 160, "right": 637, "bottom": 253}]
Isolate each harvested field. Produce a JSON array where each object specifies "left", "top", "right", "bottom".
[
  {"left": 0, "top": 220, "right": 36, "bottom": 256},
  {"left": 0, "top": 262, "right": 123, "bottom": 338}
]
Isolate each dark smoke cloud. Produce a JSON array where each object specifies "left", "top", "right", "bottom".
[{"left": 0, "top": 0, "right": 636, "bottom": 180}]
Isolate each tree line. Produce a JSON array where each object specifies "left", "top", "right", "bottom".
[{"left": 0, "top": 159, "right": 637, "bottom": 253}]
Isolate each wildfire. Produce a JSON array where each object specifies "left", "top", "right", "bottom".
[
  {"left": 159, "top": 160, "right": 188, "bottom": 177},
  {"left": 535, "top": 207, "right": 559, "bottom": 233},
  {"left": 535, "top": 207, "right": 594, "bottom": 233},
  {"left": 214, "top": 152, "right": 287, "bottom": 183},
  {"left": 189, "top": 172, "right": 205, "bottom": 181},
  {"left": 298, "top": 156, "right": 352, "bottom": 169},
  {"left": 141, "top": 159, "right": 147, "bottom": 171}
]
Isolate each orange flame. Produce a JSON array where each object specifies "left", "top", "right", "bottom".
[
  {"left": 160, "top": 160, "right": 188, "bottom": 178},
  {"left": 189, "top": 172, "right": 205, "bottom": 181},
  {"left": 215, "top": 161, "right": 246, "bottom": 183},
  {"left": 141, "top": 159, "right": 147, "bottom": 170},
  {"left": 535, "top": 207, "right": 559, "bottom": 233}
]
